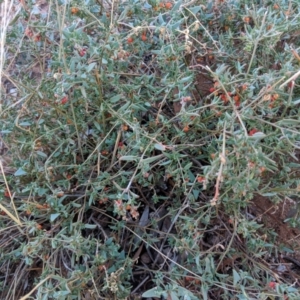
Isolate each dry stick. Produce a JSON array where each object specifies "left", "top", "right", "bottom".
[
  {"left": 69, "top": 93, "right": 84, "bottom": 160},
  {"left": 121, "top": 141, "right": 154, "bottom": 196},
  {"left": 152, "top": 176, "right": 200, "bottom": 268},
  {"left": 241, "top": 77, "right": 285, "bottom": 112},
  {"left": 110, "top": 0, "right": 115, "bottom": 29},
  {"left": 151, "top": 202, "right": 189, "bottom": 268},
  {"left": 108, "top": 129, "right": 122, "bottom": 171},
  {"left": 97, "top": 150, "right": 101, "bottom": 176},
  {"left": 246, "top": 11, "right": 268, "bottom": 76},
  {"left": 182, "top": 7, "right": 220, "bottom": 51},
  {"left": 83, "top": 123, "right": 118, "bottom": 165},
  {"left": 19, "top": 276, "right": 52, "bottom": 300},
  {"left": 89, "top": 271, "right": 101, "bottom": 299},
  {"left": 93, "top": 206, "right": 203, "bottom": 282},
  {"left": 0, "top": 160, "right": 21, "bottom": 225},
  {"left": 291, "top": 48, "right": 300, "bottom": 62},
  {"left": 216, "top": 217, "right": 238, "bottom": 272},
  {"left": 55, "top": 0, "right": 67, "bottom": 70},
  {"left": 0, "top": 0, "right": 15, "bottom": 112},
  {"left": 211, "top": 122, "right": 226, "bottom": 206},
  {"left": 131, "top": 275, "right": 149, "bottom": 295},
  {"left": 279, "top": 69, "right": 300, "bottom": 89},
  {"left": 155, "top": 89, "right": 172, "bottom": 124}
]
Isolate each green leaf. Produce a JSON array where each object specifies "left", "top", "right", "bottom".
[
  {"left": 80, "top": 86, "right": 87, "bottom": 98},
  {"left": 14, "top": 168, "right": 27, "bottom": 176},
  {"left": 172, "top": 0, "right": 182, "bottom": 12},
  {"left": 37, "top": 188, "right": 48, "bottom": 196},
  {"left": 193, "top": 189, "right": 199, "bottom": 199},
  {"left": 201, "top": 284, "right": 208, "bottom": 300},
  {"left": 142, "top": 154, "right": 164, "bottom": 164},
  {"left": 189, "top": 6, "right": 203, "bottom": 14},
  {"left": 50, "top": 213, "right": 60, "bottom": 222},
  {"left": 177, "top": 286, "right": 198, "bottom": 299},
  {"left": 249, "top": 132, "right": 266, "bottom": 139},
  {"left": 158, "top": 13, "right": 166, "bottom": 25},
  {"left": 84, "top": 224, "right": 97, "bottom": 229},
  {"left": 142, "top": 287, "right": 167, "bottom": 298},
  {"left": 171, "top": 18, "right": 184, "bottom": 30},
  {"left": 233, "top": 269, "right": 241, "bottom": 286},
  {"left": 87, "top": 62, "right": 97, "bottom": 72},
  {"left": 110, "top": 94, "right": 122, "bottom": 103},
  {"left": 292, "top": 99, "right": 300, "bottom": 105},
  {"left": 158, "top": 160, "right": 171, "bottom": 166},
  {"left": 261, "top": 192, "right": 277, "bottom": 197},
  {"left": 119, "top": 155, "right": 138, "bottom": 161},
  {"left": 151, "top": 50, "right": 162, "bottom": 55},
  {"left": 19, "top": 121, "right": 31, "bottom": 126},
  {"left": 178, "top": 75, "right": 193, "bottom": 83},
  {"left": 184, "top": 162, "right": 193, "bottom": 170},
  {"left": 53, "top": 291, "right": 70, "bottom": 297},
  {"left": 36, "top": 151, "right": 48, "bottom": 158},
  {"left": 154, "top": 143, "right": 166, "bottom": 151},
  {"left": 170, "top": 291, "right": 179, "bottom": 300},
  {"left": 277, "top": 119, "right": 300, "bottom": 126},
  {"left": 62, "top": 30, "right": 70, "bottom": 38}
]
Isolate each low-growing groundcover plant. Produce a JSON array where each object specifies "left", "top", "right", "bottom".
[{"left": 1, "top": 0, "right": 300, "bottom": 299}]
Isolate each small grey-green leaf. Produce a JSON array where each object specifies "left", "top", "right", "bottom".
[
  {"left": 142, "top": 154, "right": 164, "bottom": 164},
  {"left": 172, "top": 0, "right": 183, "bottom": 11},
  {"left": 142, "top": 287, "right": 167, "bottom": 298},
  {"left": 249, "top": 132, "right": 266, "bottom": 139},
  {"left": 110, "top": 94, "right": 122, "bottom": 103},
  {"left": 87, "top": 62, "right": 97, "bottom": 72},
  {"left": 170, "top": 291, "right": 179, "bottom": 300},
  {"left": 80, "top": 86, "right": 87, "bottom": 98},
  {"left": 84, "top": 224, "right": 97, "bottom": 229},
  {"left": 53, "top": 291, "right": 70, "bottom": 297},
  {"left": 261, "top": 192, "right": 277, "bottom": 197},
  {"left": 119, "top": 155, "right": 138, "bottom": 162},
  {"left": 19, "top": 121, "right": 31, "bottom": 126},
  {"left": 36, "top": 151, "right": 48, "bottom": 158},
  {"left": 292, "top": 99, "right": 300, "bottom": 105},
  {"left": 154, "top": 143, "right": 166, "bottom": 151},
  {"left": 233, "top": 269, "right": 240, "bottom": 286},
  {"left": 277, "top": 119, "right": 300, "bottom": 126},
  {"left": 14, "top": 168, "right": 27, "bottom": 176},
  {"left": 178, "top": 75, "right": 193, "bottom": 83},
  {"left": 50, "top": 213, "right": 60, "bottom": 222},
  {"left": 189, "top": 6, "right": 203, "bottom": 14},
  {"left": 171, "top": 18, "right": 184, "bottom": 30}
]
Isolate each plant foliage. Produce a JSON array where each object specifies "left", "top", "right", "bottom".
[{"left": 1, "top": 0, "right": 300, "bottom": 299}]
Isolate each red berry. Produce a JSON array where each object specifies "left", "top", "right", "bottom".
[
  {"left": 165, "top": 2, "right": 172, "bottom": 9},
  {"left": 249, "top": 128, "right": 258, "bottom": 136},
  {"left": 61, "top": 96, "right": 68, "bottom": 104},
  {"left": 268, "top": 282, "right": 277, "bottom": 289},
  {"left": 79, "top": 49, "right": 86, "bottom": 57}
]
